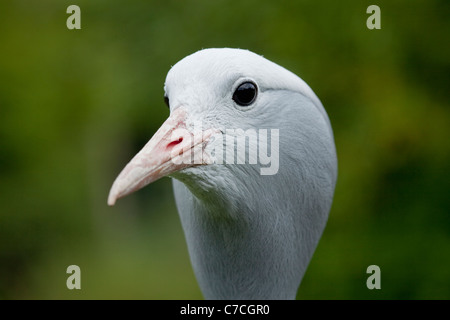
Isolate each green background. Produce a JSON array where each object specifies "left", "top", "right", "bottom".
[{"left": 0, "top": 0, "right": 449, "bottom": 299}]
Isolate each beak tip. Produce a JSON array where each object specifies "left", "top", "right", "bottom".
[{"left": 107, "top": 192, "right": 117, "bottom": 206}]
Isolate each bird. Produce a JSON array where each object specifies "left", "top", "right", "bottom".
[{"left": 107, "top": 48, "right": 337, "bottom": 299}]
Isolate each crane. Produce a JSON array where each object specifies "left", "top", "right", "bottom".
[{"left": 108, "top": 48, "right": 337, "bottom": 299}]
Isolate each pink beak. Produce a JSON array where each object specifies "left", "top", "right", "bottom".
[{"left": 107, "top": 107, "right": 213, "bottom": 206}]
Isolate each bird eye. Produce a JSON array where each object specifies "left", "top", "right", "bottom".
[
  {"left": 164, "top": 95, "right": 170, "bottom": 108},
  {"left": 232, "top": 81, "right": 257, "bottom": 107}
]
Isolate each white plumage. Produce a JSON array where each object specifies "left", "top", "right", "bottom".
[{"left": 108, "top": 48, "right": 337, "bottom": 299}]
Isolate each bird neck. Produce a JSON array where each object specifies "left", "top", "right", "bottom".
[{"left": 172, "top": 173, "right": 307, "bottom": 299}]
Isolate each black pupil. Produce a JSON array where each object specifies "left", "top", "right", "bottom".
[{"left": 233, "top": 82, "right": 257, "bottom": 106}]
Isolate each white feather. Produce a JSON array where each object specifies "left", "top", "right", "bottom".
[{"left": 166, "top": 48, "right": 337, "bottom": 299}]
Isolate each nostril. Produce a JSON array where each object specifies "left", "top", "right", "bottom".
[{"left": 167, "top": 137, "right": 183, "bottom": 150}]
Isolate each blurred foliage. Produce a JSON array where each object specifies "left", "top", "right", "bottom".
[{"left": 0, "top": 0, "right": 449, "bottom": 299}]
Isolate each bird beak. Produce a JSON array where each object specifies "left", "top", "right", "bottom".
[{"left": 107, "top": 107, "right": 213, "bottom": 206}]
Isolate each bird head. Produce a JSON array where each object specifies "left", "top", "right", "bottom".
[{"left": 108, "top": 48, "right": 335, "bottom": 208}]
